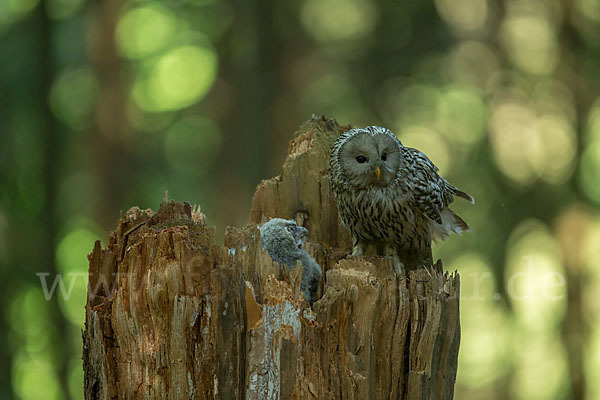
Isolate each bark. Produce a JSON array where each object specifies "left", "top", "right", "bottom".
[{"left": 83, "top": 116, "right": 461, "bottom": 399}]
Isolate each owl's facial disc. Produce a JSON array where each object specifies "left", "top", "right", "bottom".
[{"left": 340, "top": 132, "right": 401, "bottom": 189}]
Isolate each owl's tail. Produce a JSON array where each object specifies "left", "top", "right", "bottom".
[
  {"left": 454, "top": 189, "right": 475, "bottom": 204},
  {"left": 432, "top": 208, "right": 471, "bottom": 243}
]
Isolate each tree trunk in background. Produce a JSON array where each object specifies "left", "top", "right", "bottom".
[
  {"left": 82, "top": 117, "right": 461, "bottom": 399},
  {"left": 37, "top": 2, "right": 72, "bottom": 398},
  {"left": 88, "top": 0, "right": 131, "bottom": 228}
]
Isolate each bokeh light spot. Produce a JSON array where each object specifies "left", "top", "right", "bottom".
[
  {"left": 576, "top": 0, "right": 600, "bottom": 23},
  {"left": 581, "top": 216, "right": 600, "bottom": 274},
  {"left": 438, "top": 87, "right": 487, "bottom": 145},
  {"left": 8, "top": 286, "right": 61, "bottom": 400},
  {"left": 510, "top": 336, "right": 568, "bottom": 400},
  {"left": 49, "top": 66, "right": 99, "bottom": 131},
  {"left": 579, "top": 141, "right": 600, "bottom": 204},
  {"left": 490, "top": 93, "right": 576, "bottom": 186},
  {"left": 9, "top": 286, "right": 51, "bottom": 338},
  {"left": 505, "top": 220, "right": 566, "bottom": 332},
  {"left": 55, "top": 228, "right": 98, "bottom": 325},
  {"left": 13, "top": 355, "right": 62, "bottom": 400},
  {"left": 533, "top": 80, "right": 577, "bottom": 127},
  {"left": 164, "top": 116, "right": 222, "bottom": 175},
  {"left": 500, "top": 3, "right": 559, "bottom": 75},
  {"left": 68, "top": 358, "right": 84, "bottom": 400},
  {"left": 435, "top": 0, "right": 488, "bottom": 33},
  {"left": 301, "top": 0, "right": 377, "bottom": 43},
  {"left": 454, "top": 253, "right": 509, "bottom": 386},
  {"left": 586, "top": 326, "right": 600, "bottom": 400},
  {"left": 394, "top": 84, "right": 440, "bottom": 128},
  {"left": 0, "top": 0, "right": 40, "bottom": 26},
  {"left": 536, "top": 115, "right": 576, "bottom": 183},
  {"left": 133, "top": 45, "right": 217, "bottom": 112},
  {"left": 585, "top": 97, "right": 600, "bottom": 143},
  {"left": 445, "top": 41, "right": 499, "bottom": 92},
  {"left": 581, "top": 215, "right": 600, "bottom": 397},
  {"left": 115, "top": 4, "right": 177, "bottom": 59},
  {"left": 582, "top": 101, "right": 600, "bottom": 203},
  {"left": 504, "top": 220, "right": 569, "bottom": 399}
]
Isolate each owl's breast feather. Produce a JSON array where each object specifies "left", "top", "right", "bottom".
[{"left": 334, "top": 184, "right": 425, "bottom": 243}]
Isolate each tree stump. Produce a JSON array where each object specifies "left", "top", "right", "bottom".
[{"left": 83, "top": 116, "right": 461, "bottom": 399}]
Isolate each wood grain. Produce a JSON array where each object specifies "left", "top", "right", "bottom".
[{"left": 83, "top": 116, "right": 460, "bottom": 399}]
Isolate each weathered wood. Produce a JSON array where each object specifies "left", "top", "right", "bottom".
[{"left": 83, "top": 116, "right": 460, "bottom": 399}]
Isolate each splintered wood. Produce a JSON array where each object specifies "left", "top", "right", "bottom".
[{"left": 83, "top": 116, "right": 461, "bottom": 400}]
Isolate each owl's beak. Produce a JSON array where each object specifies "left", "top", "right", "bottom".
[{"left": 375, "top": 167, "right": 381, "bottom": 181}]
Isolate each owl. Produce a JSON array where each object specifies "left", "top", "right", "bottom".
[
  {"left": 259, "top": 218, "right": 322, "bottom": 303},
  {"left": 329, "top": 126, "right": 474, "bottom": 272}
]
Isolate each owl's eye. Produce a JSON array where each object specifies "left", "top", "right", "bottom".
[
  {"left": 381, "top": 153, "right": 387, "bottom": 161},
  {"left": 356, "top": 155, "right": 368, "bottom": 163}
]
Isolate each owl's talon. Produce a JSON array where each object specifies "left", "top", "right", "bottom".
[
  {"left": 351, "top": 245, "right": 365, "bottom": 256},
  {"left": 382, "top": 245, "right": 404, "bottom": 275},
  {"left": 392, "top": 256, "right": 404, "bottom": 276},
  {"left": 351, "top": 238, "right": 370, "bottom": 256},
  {"left": 383, "top": 244, "right": 396, "bottom": 258}
]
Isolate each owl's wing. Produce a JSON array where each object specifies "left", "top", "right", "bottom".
[{"left": 405, "top": 148, "right": 458, "bottom": 224}]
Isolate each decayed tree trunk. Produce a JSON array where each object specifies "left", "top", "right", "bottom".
[{"left": 83, "top": 116, "right": 461, "bottom": 399}]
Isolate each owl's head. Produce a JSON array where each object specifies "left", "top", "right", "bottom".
[
  {"left": 259, "top": 218, "right": 309, "bottom": 266},
  {"left": 335, "top": 126, "right": 404, "bottom": 189}
]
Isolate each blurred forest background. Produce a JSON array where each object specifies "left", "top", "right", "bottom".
[{"left": 1, "top": 0, "right": 600, "bottom": 399}]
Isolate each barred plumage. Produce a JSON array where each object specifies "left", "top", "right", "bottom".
[{"left": 329, "top": 126, "right": 474, "bottom": 272}]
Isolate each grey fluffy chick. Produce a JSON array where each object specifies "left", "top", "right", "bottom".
[
  {"left": 329, "top": 126, "right": 474, "bottom": 273},
  {"left": 259, "top": 218, "right": 322, "bottom": 304}
]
